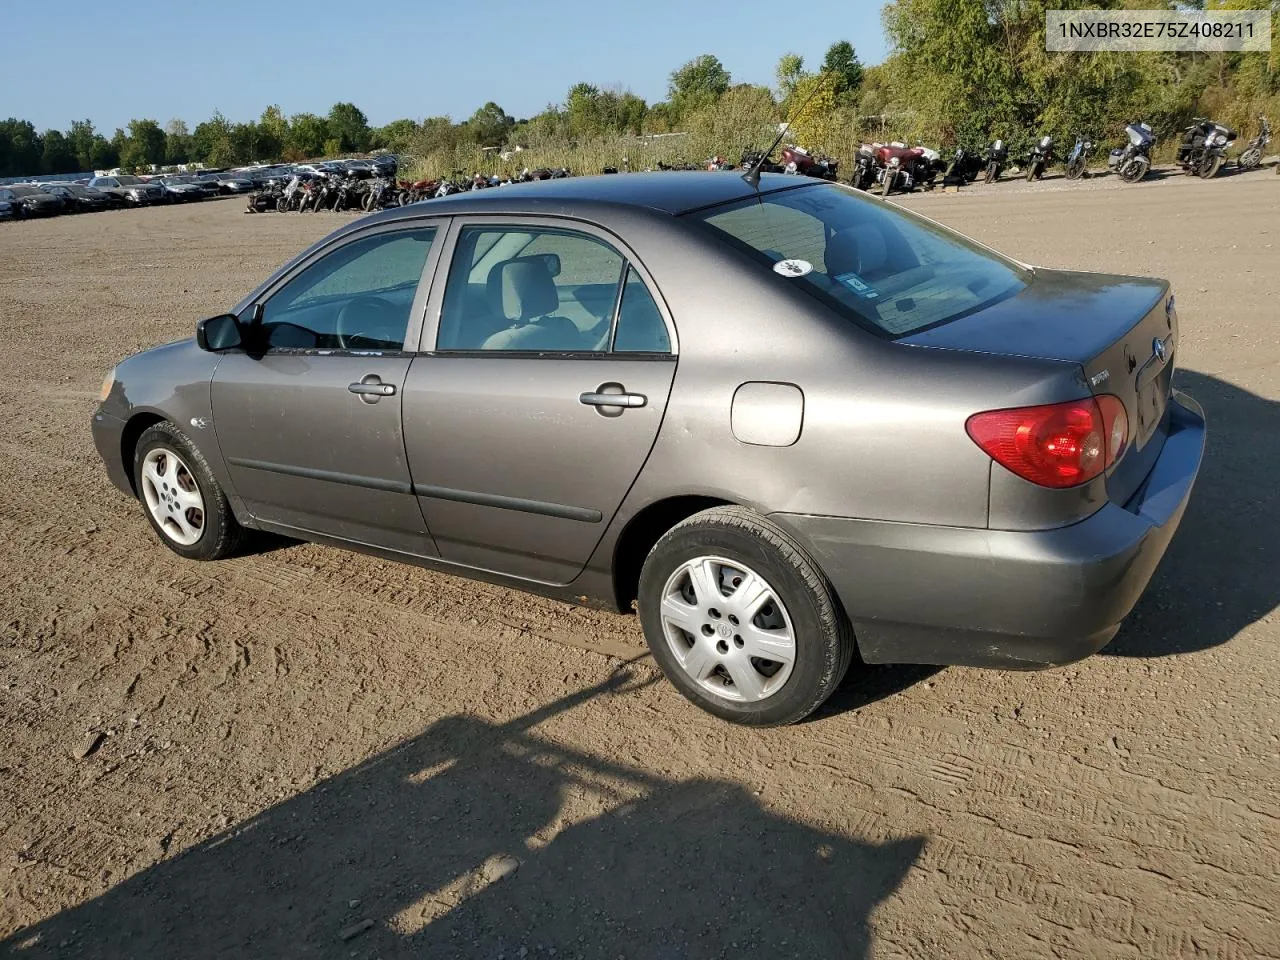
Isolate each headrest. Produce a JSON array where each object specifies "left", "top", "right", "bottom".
[
  {"left": 824, "top": 227, "right": 889, "bottom": 280},
  {"left": 488, "top": 257, "right": 558, "bottom": 322}
]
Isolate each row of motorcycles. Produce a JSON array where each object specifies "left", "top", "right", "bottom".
[
  {"left": 246, "top": 166, "right": 574, "bottom": 214},
  {"left": 845, "top": 115, "right": 1272, "bottom": 195}
]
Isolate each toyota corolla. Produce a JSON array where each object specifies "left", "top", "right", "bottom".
[{"left": 91, "top": 172, "right": 1205, "bottom": 725}]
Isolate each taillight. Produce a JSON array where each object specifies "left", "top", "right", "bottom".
[{"left": 966, "top": 396, "right": 1128, "bottom": 489}]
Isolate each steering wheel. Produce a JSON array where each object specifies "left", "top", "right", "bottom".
[{"left": 335, "top": 295, "right": 396, "bottom": 349}]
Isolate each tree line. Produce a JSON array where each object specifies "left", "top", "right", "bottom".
[
  {"left": 3, "top": 1, "right": 1276, "bottom": 180},
  {"left": 0, "top": 43, "right": 864, "bottom": 179}
]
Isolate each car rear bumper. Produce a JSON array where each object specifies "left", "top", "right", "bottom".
[
  {"left": 772, "top": 392, "right": 1206, "bottom": 669},
  {"left": 92, "top": 412, "right": 134, "bottom": 497}
]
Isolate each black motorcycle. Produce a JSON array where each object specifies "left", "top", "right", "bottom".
[
  {"left": 982, "top": 139, "right": 1008, "bottom": 183},
  {"left": 1237, "top": 116, "right": 1271, "bottom": 171},
  {"left": 1025, "top": 135, "right": 1054, "bottom": 182},
  {"left": 1108, "top": 121, "right": 1156, "bottom": 184},
  {"left": 942, "top": 146, "right": 983, "bottom": 185},
  {"left": 362, "top": 175, "right": 401, "bottom": 211},
  {"left": 1064, "top": 135, "right": 1094, "bottom": 180},
  {"left": 1177, "top": 118, "right": 1236, "bottom": 179}
]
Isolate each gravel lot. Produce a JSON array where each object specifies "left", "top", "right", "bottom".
[{"left": 1, "top": 169, "right": 1277, "bottom": 959}]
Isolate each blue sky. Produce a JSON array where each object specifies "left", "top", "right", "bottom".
[{"left": 0, "top": 0, "right": 888, "bottom": 132}]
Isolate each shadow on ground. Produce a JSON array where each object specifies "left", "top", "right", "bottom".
[
  {"left": 0, "top": 669, "right": 924, "bottom": 960},
  {"left": 1106, "top": 370, "right": 1278, "bottom": 657}
]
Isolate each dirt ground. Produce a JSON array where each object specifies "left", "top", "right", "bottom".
[{"left": 1, "top": 168, "right": 1277, "bottom": 960}]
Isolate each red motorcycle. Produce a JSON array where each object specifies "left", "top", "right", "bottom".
[
  {"left": 780, "top": 145, "right": 839, "bottom": 180},
  {"left": 873, "top": 142, "right": 938, "bottom": 196}
]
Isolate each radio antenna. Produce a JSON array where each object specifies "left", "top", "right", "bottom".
[{"left": 742, "top": 71, "right": 835, "bottom": 189}]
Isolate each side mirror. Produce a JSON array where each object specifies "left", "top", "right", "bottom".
[{"left": 196, "top": 313, "right": 243, "bottom": 352}]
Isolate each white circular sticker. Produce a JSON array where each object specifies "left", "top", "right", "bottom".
[{"left": 773, "top": 258, "right": 813, "bottom": 278}]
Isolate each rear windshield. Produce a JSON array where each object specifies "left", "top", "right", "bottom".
[
  {"left": 686, "top": 182, "right": 1028, "bottom": 338},
  {"left": 6, "top": 185, "right": 40, "bottom": 197}
]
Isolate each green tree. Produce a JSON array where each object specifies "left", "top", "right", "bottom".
[
  {"left": 0, "top": 119, "right": 42, "bottom": 177},
  {"left": 372, "top": 118, "right": 420, "bottom": 153},
  {"left": 776, "top": 53, "right": 806, "bottom": 101},
  {"left": 40, "top": 130, "right": 77, "bottom": 174},
  {"left": 669, "top": 54, "right": 731, "bottom": 119},
  {"left": 288, "top": 112, "right": 328, "bottom": 158},
  {"left": 466, "top": 101, "right": 514, "bottom": 147},
  {"left": 165, "top": 119, "right": 194, "bottom": 165},
  {"left": 822, "top": 41, "right": 864, "bottom": 99},
  {"left": 89, "top": 135, "right": 118, "bottom": 172},
  {"left": 125, "top": 119, "right": 168, "bottom": 169},
  {"left": 260, "top": 105, "right": 290, "bottom": 150},
  {"left": 327, "top": 102, "right": 370, "bottom": 153},
  {"left": 66, "top": 120, "right": 99, "bottom": 171},
  {"left": 193, "top": 112, "right": 234, "bottom": 164}
]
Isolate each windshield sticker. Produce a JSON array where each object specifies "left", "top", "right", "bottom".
[
  {"left": 834, "top": 271, "right": 880, "bottom": 299},
  {"left": 773, "top": 258, "right": 813, "bottom": 278}
]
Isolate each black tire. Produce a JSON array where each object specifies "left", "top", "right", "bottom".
[
  {"left": 1026, "top": 161, "right": 1039, "bottom": 182},
  {"left": 637, "top": 506, "right": 856, "bottom": 726},
  {"left": 1198, "top": 154, "right": 1224, "bottom": 179},
  {"left": 1065, "top": 157, "right": 1085, "bottom": 180},
  {"left": 984, "top": 161, "right": 998, "bottom": 184},
  {"left": 880, "top": 169, "right": 894, "bottom": 197},
  {"left": 1238, "top": 147, "right": 1262, "bottom": 171},
  {"left": 132, "top": 421, "right": 243, "bottom": 561}
]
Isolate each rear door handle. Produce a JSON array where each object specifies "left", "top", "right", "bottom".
[{"left": 580, "top": 391, "right": 646, "bottom": 408}]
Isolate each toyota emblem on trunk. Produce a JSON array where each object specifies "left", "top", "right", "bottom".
[{"left": 1153, "top": 337, "right": 1168, "bottom": 362}]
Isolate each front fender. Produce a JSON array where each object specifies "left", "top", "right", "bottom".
[{"left": 99, "top": 339, "right": 245, "bottom": 519}]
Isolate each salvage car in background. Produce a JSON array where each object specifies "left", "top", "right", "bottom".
[
  {"left": 91, "top": 173, "right": 1205, "bottom": 725},
  {"left": 39, "top": 182, "right": 117, "bottom": 212},
  {"left": 0, "top": 183, "right": 65, "bottom": 217},
  {"left": 89, "top": 174, "right": 167, "bottom": 206}
]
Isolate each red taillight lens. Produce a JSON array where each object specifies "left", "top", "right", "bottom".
[{"left": 966, "top": 396, "right": 1129, "bottom": 489}]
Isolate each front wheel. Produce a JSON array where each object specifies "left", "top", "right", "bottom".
[
  {"left": 1026, "top": 161, "right": 1039, "bottom": 182},
  {"left": 1065, "top": 157, "right": 1086, "bottom": 180},
  {"left": 637, "top": 507, "right": 856, "bottom": 726},
  {"left": 133, "top": 421, "right": 243, "bottom": 561},
  {"left": 1198, "top": 153, "right": 1224, "bottom": 179},
  {"left": 1119, "top": 157, "right": 1150, "bottom": 183},
  {"left": 880, "top": 169, "right": 894, "bottom": 197},
  {"left": 984, "top": 161, "right": 998, "bottom": 183},
  {"left": 1238, "top": 147, "right": 1262, "bottom": 171}
]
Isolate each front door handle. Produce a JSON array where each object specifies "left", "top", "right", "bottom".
[
  {"left": 349, "top": 376, "right": 396, "bottom": 403},
  {"left": 580, "top": 390, "right": 646, "bottom": 409}
]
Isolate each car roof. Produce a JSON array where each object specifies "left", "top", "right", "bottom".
[{"left": 372, "top": 171, "right": 808, "bottom": 222}]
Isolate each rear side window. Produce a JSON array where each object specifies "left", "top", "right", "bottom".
[{"left": 688, "top": 183, "right": 1028, "bottom": 337}]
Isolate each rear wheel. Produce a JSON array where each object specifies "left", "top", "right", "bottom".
[
  {"left": 133, "top": 421, "right": 243, "bottom": 561},
  {"left": 637, "top": 507, "right": 856, "bottom": 726}
]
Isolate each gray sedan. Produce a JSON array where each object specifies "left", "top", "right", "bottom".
[{"left": 91, "top": 173, "right": 1205, "bottom": 725}]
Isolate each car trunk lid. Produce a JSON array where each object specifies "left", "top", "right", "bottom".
[{"left": 903, "top": 268, "right": 1176, "bottom": 508}]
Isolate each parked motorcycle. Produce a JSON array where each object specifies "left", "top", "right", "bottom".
[
  {"left": 363, "top": 175, "right": 401, "bottom": 211},
  {"left": 1109, "top": 121, "right": 1156, "bottom": 183},
  {"left": 875, "top": 142, "right": 933, "bottom": 196},
  {"left": 983, "top": 139, "right": 1008, "bottom": 183},
  {"left": 1025, "top": 135, "right": 1054, "bottom": 182},
  {"left": 1238, "top": 116, "right": 1271, "bottom": 171},
  {"left": 942, "top": 146, "right": 984, "bottom": 185},
  {"left": 780, "top": 144, "right": 839, "bottom": 180},
  {"left": 849, "top": 144, "right": 877, "bottom": 190},
  {"left": 1177, "top": 118, "right": 1236, "bottom": 179},
  {"left": 1064, "top": 135, "right": 1094, "bottom": 180}
]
